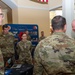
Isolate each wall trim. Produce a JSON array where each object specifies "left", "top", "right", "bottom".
[
  {"left": 49, "top": 5, "right": 62, "bottom": 11},
  {"left": 2, "top": 0, "right": 17, "bottom": 8},
  {"left": 18, "top": 5, "right": 49, "bottom": 10},
  {"left": 2, "top": 0, "right": 49, "bottom": 10}
]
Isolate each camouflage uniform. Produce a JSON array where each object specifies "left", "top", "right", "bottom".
[
  {"left": 39, "top": 36, "right": 46, "bottom": 41},
  {"left": 0, "top": 49, "right": 4, "bottom": 75},
  {"left": 27, "top": 35, "right": 31, "bottom": 41},
  {"left": 16, "top": 40, "right": 32, "bottom": 64},
  {"left": 0, "top": 32, "right": 15, "bottom": 67},
  {"left": 34, "top": 32, "right": 75, "bottom": 75}
]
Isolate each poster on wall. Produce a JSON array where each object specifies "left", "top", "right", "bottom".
[{"left": 6, "top": 24, "right": 39, "bottom": 46}]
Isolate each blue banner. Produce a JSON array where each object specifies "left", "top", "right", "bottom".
[{"left": 6, "top": 24, "right": 39, "bottom": 46}]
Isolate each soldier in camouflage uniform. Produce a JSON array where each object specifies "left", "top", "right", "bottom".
[
  {"left": 34, "top": 16, "right": 75, "bottom": 75},
  {"left": 0, "top": 6, "right": 5, "bottom": 75},
  {"left": 25, "top": 30, "right": 31, "bottom": 41},
  {"left": 0, "top": 25, "right": 15, "bottom": 68},
  {"left": 19, "top": 30, "right": 31, "bottom": 41},
  {"left": 0, "top": 50, "right": 4, "bottom": 75},
  {"left": 39, "top": 31, "right": 46, "bottom": 41},
  {"left": 16, "top": 33, "right": 32, "bottom": 64}
]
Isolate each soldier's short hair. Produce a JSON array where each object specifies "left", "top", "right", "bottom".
[
  {"left": 41, "top": 31, "right": 44, "bottom": 33},
  {"left": 51, "top": 15, "right": 66, "bottom": 30},
  {"left": 2, "top": 24, "right": 8, "bottom": 30}
]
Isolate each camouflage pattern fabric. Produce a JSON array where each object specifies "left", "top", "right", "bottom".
[
  {"left": 34, "top": 32, "right": 75, "bottom": 75},
  {"left": 16, "top": 40, "right": 32, "bottom": 64},
  {"left": 27, "top": 35, "right": 31, "bottom": 41},
  {"left": 0, "top": 49, "right": 4, "bottom": 75},
  {"left": 39, "top": 36, "right": 46, "bottom": 41},
  {"left": 0, "top": 32, "right": 15, "bottom": 66}
]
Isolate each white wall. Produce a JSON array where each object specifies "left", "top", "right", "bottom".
[{"left": 49, "top": 0, "right": 62, "bottom": 10}]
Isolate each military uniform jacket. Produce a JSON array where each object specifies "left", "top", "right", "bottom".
[
  {"left": 39, "top": 36, "right": 46, "bottom": 41},
  {"left": 0, "top": 50, "right": 4, "bottom": 75},
  {"left": 27, "top": 35, "right": 31, "bottom": 41},
  {"left": 0, "top": 32, "right": 15, "bottom": 58},
  {"left": 16, "top": 40, "right": 32, "bottom": 64},
  {"left": 34, "top": 32, "right": 75, "bottom": 75},
  {"left": 0, "top": 32, "right": 14, "bottom": 75}
]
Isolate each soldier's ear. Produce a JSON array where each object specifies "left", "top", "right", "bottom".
[{"left": 64, "top": 24, "right": 67, "bottom": 32}]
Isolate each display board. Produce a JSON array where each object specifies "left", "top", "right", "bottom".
[{"left": 6, "top": 24, "right": 39, "bottom": 46}]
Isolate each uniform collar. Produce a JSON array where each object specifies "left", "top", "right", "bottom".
[{"left": 53, "top": 32, "right": 65, "bottom": 35}]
